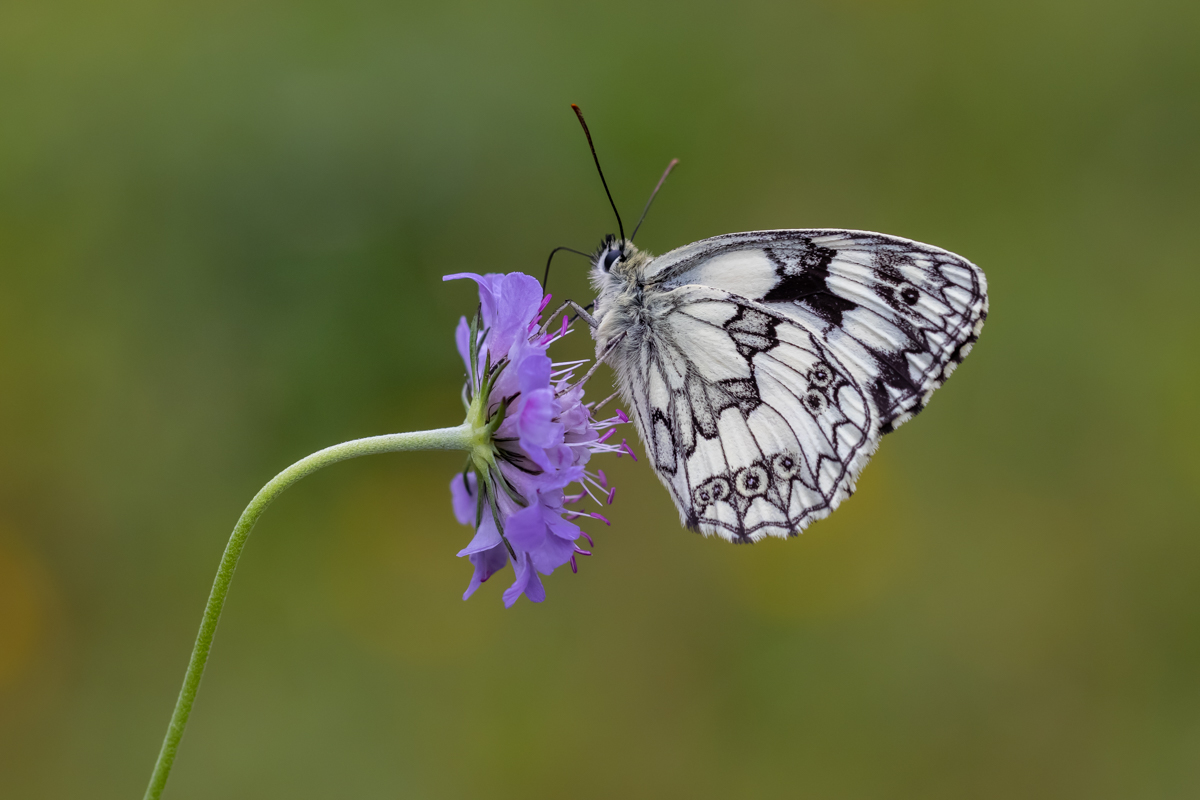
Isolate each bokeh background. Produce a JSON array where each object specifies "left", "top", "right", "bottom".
[{"left": 2, "top": 0, "right": 1198, "bottom": 797}]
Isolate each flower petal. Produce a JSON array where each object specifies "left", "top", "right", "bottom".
[
  {"left": 505, "top": 503, "right": 547, "bottom": 552},
  {"left": 543, "top": 504, "right": 583, "bottom": 541},
  {"left": 518, "top": 352, "right": 553, "bottom": 394},
  {"left": 455, "top": 315, "right": 472, "bottom": 373},
  {"left": 449, "top": 472, "right": 478, "bottom": 526},
  {"left": 529, "top": 528, "right": 576, "bottom": 575},
  {"left": 457, "top": 511, "right": 502, "bottom": 556},
  {"left": 462, "top": 545, "right": 509, "bottom": 600},
  {"left": 503, "top": 552, "right": 546, "bottom": 607},
  {"left": 490, "top": 273, "right": 544, "bottom": 354},
  {"left": 517, "top": 389, "right": 565, "bottom": 472},
  {"left": 518, "top": 388, "right": 558, "bottom": 445},
  {"left": 445, "top": 272, "right": 543, "bottom": 358}
]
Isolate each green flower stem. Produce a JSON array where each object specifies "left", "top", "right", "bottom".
[{"left": 143, "top": 424, "right": 474, "bottom": 800}]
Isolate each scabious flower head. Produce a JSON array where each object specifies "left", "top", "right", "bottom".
[{"left": 444, "top": 271, "right": 626, "bottom": 607}]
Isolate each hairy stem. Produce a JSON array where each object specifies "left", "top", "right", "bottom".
[{"left": 143, "top": 425, "right": 473, "bottom": 800}]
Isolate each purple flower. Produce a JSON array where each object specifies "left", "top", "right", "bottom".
[{"left": 443, "top": 271, "right": 626, "bottom": 607}]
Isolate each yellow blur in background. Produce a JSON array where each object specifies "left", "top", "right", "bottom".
[{"left": 1, "top": 0, "right": 1198, "bottom": 797}]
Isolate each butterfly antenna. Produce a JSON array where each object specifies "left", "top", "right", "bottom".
[
  {"left": 542, "top": 245, "right": 592, "bottom": 292},
  {"left": 571, "top": 104, "right": 624, "bottom": 243},
  {"left": 631, "top": 158, "right": 679, "bottom": 242}
]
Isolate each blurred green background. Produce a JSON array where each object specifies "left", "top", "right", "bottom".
[{"left": 2, "top": 0, "right": 1198, "bottom": 797}]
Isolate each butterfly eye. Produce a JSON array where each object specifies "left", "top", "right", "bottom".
[{"left": 601, "top": 248, "right": 622, "bottom": 271}]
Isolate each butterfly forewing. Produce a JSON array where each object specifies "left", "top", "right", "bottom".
[{"left": 651, "top": 230, "right": 988, "bottom": 433}]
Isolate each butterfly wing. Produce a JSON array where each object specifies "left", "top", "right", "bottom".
[
  {"left": 646, "top": 229, "right": 988, "bottom": 434},
  {"left": 613, "top": 229, "right": 986, "bottom": 542},
  {"left": 616, "top": 285, "right": 877, "bottom": 542}
]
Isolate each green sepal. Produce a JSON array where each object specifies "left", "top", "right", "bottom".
[
  {"left": 474, "top": 469, "right": 486, "bottom": 528},
  {"left": 467, "top": 306, "right": 482, "bottom": 388},
  {"left": 486, "top": 395, "right": 512, "bottom": 437},
  {"left": 496, "top": 468, "right": 526, "bottom": 506},
  {"left": 473, "top": 358, "right": 512, "bottom": 428},
  {"left": 481, "top": 474, "right": 517, "bottom": 559}
]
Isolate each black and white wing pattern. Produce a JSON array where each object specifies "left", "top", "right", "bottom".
[
  {"left": 617, "top": 229, "right": 986, "bottom": 542},
  {"left": 647, "top": 229, "right": 988, "bottom": 435},
  {"left": 617, "top": 286, "right": 873, "bottom": 542}
]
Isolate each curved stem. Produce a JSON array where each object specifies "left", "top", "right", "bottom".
[{"left": 143, "top": 424, "right": 473, "bottom": 800}]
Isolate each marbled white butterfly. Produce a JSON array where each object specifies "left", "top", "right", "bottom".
[{"left": 562, "top": 106, "right": 988, "bottom": 543}]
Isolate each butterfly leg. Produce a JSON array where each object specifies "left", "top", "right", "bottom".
[
  {"left": 571, "top": 329, "right": 628, "bottom": 389},
  {"left": 542, "top": 301, "right": 571, "bottom": 326},
  {"left": 592, "top": 390, "right": 620, "bottom": 412},
  {"left": 568, "top": 301, "right": 600, "bottom": 329},
  {"left": 541, "top": 300, "right": 598, "bottom": 332}
]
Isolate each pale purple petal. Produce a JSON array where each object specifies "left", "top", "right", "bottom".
[
  {"left": 449, "top": 472, "right": 477, "bottom": 526},
  {"left": 503, "top": 552, "right": 545, "bottom": 607},
  {"left": 491, "top": 273, "right": 544, "bottom": 353},
  {"left": 496, "top": 461, "right": 582, "bottom": 503},
  {"left": 452, "top": 271, "right": 541, "bottom": 358},
  {"left": 529, "top": 527, "right": 577, "bottom": 575},
  {"left": 543, "top": 504, "right": 583, "bottom": 541},
  {"left": 517, "top": 389, "right": 564, "bottom": 472},
  {"left": 501, "top": 460, "right": 582, "bottom": 498},
  {"left": 518, "top": 388, "right": 558, "bottom": 445},
  {"left": 463, "top": 545, "right": 509, "bottom": 600},
  {"left": 455, "top": 316, "right": 471, "bottom": 373},
  {"left": 518, "top": 352, "right": 552, "bottom": 393},
  {"left": 505, "top": 503, "right": 547, "bottom": 552},
  {"left": 457, "top": 511, "right": 502, "bottom": 556}
]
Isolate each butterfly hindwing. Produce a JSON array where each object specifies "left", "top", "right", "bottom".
[{"left": 617, "top": 286, "right": 875, "bottom": 542}]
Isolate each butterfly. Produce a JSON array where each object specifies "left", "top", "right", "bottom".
[{"left": 562, "top": 106, "right": 988, "bottom": 543}]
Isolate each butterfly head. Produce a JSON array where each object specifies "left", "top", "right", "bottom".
[
  {"left": 593, "top": 234, "right": 626, "bottom": 272},
  {"left": 592, "top": 234, "right": 646, "bottom": 274}
]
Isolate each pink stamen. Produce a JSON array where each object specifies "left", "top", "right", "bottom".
[
  {"left": 597, "top": 429, "right": 615, "bottom": 444},
  {"left": 597, "top": 469, "right": 608, "bottom": 486},
  {"left": 621, "top": 440, "right": 638, "bottom": 461},
  {"left": 560, "top": 315, "right": 569, "bottom": 336},
  {"left": 569, "top": 555, "right": 578, "bottom": 573},
  {"left": 616, "top": 409, "right": 629, "bottom": 423},
  {"left": 539, "top": 293, "right": 552, "bottom": 313},
  {"left": 564, "top": 491, "right": 586, "bottom": 504},
  {"left": 578, "top": 530, "right": 594, "bottom": 547},
  {"left": 593, "top": 513, "right": 611, "bottom": 526},
  {"left": 606, "top": 487, "right": 616, "bottom": 505},
  {"left": 574, "top": 547, "right": 592, "bottom": 556}
]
